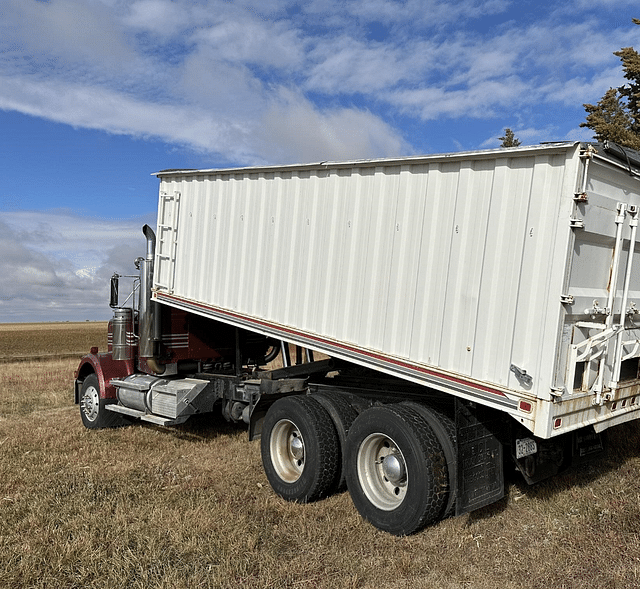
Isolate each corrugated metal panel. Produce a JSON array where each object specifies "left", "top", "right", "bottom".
[
  {"left": 154, "top": 145, "right": 581, "bottom": 405},
  {"left": 152, "top": 143, "right": 640, "bottom": 438}
]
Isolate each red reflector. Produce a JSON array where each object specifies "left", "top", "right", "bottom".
[
  {"left": 90, "top": 347, "right": 99, "bottom": 355},
  {"left": 519, "top": 400, "right": 533, "bottom": 413},
  {"left": 554, "top": 418, "right": 562, "bottom": 429}
]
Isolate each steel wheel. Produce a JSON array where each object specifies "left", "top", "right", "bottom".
[
  {"left": 357, "top": 433, "right": 408, "bottom": 510},
  {"left": 79, "top": 373, "right": 129, "bottom": 429},
  {"left": 81, "top": 379, "right": 101, "bottom": 424},
  {"left": 261, "top": 395, "right": 339, "bottom": 502},
  {"left": 269, "top": 419, "right": 306, "bottom": 483},
  {"left": 345, "top": 404, "right": 447, "bottom": 535}
]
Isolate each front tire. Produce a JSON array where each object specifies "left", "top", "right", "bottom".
[
  {"left": 79, "top": 374, "right": 126, "bottom": 429},
  {"left": 261, "top": 395, "right": 340, "bottom": 502},
  {"left": 345, "top": 404, "right": 447, "bottom": 536}
]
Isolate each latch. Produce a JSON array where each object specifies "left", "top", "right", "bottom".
[
  {"left": 510, "top": 364, "right": 533, "bottom": 387},
  {"left": 592, "top": 390, "right": 614, "bottom": 407},
  {"left": 585, "top": 300, "right": 610, "bottom": 318}
]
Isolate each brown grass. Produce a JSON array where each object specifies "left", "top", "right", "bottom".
[
  {"left": 2, "top": 324, "right": 640, "bottom": 588},
  {"left": 0, "top": 322, "right": 108, "bottom": 361}
]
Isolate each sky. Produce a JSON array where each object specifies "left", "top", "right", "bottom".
[{"left": 0, "top": 0, "right": 638, "bottom": 322}]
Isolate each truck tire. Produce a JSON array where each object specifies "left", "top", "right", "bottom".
[
  {"left": 402, "top": 401, "right": 457, "bottom": 518},
  {"left": 261, "top": 339, "right": 281, "bottom": 364},
  {"left": 313, "top": 392, "right": 358, "bottom": 492},
  {"left": 345, "top": 404, "right": 447, "bottom": 536},
  {"left": 261, "top": 395, "right": 340, "bottom": 503},
  {"left": 79, "top": 374, "right": 127, "bottom": 429}
]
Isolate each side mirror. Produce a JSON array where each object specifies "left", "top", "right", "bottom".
[{"left": 110, "top": 274, "right": 119, "bottom": 308}]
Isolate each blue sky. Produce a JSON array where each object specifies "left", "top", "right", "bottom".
[{"left": 0, "top": 0, "right": 638, "bottom": 322}]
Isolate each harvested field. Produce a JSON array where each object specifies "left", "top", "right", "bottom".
[
  {"left": 0, "top": 322, "right": 108, "bottom": 362},
  {"left": 1, "top": 323, "right": 640, "bottom": 588}
]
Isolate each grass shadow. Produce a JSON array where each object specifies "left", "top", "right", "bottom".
[
  {"left": 467, "top": 419, "right": 640, "bottom": 524},
  {"left": 133, "top": 410, "right": 246, "bottom": 442}
]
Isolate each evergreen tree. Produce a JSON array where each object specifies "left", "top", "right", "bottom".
[
  {"left": 499, "top": 128, "right": 521, "bottom": 147},
  {"left": 581, "top": 18, "right": 640, "bottom": 150}
]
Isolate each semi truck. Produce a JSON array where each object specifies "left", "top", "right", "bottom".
[{"left": 75, "top": 141, "right": 640, "bottom": 535}]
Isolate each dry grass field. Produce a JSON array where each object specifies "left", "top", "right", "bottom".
[
  {"left": 2, "top": 323, "right": 640, "bottom": 588},
  {"left": 0, "top": 321, "right": 109, "bottom": 362}
]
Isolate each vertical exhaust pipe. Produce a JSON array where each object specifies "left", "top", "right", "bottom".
[{"left": 139, "top": 224, "right": 164, "bottom": 374}]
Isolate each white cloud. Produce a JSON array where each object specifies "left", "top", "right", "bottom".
[
  {"left": 387, "top": 75, "right": 531, "bottom": 121},
  {"left": 0, "top": 66, "right": 405, "bottom": 165},
  {"left": 177, "top": 47, "right": 268, "bottom": 117},
  {"left": 192, "top": 14, "right": 304, "bottom": 69},
  {"left": 258, "top": 90, "right": 409, "bottom": 162},
  {"left": 2, "top": 0, "right": 639, "bottom": 323},
  {"left": 2, "top": 0, "right": 636, "bottom": 162},
  {"left": 566, "top": 125, "right": 596, "bottom": 143},
  {"left": 542, "top": 67, "right": 627, "bottom": 106},
  {"left": 306, "top": 37, "right": 415, "bottom": 94},
  {"left": 124, "top": 0, "right": 194, "bottom": 35},
  {"left": 3, "top": 210, "right": 147, "bottom": 267},
  {"left": 303, "top": 0, "right": 511, "bottom": 29},
  {"left": 573, "top": 0, "right": 638, "bottom": 8},
  {"left": 2, "top": 0, "right": 134, "bottom": 72},
  {"left": 0, "top": 211, "right": 151, "bottom": 322},
  {"left": 0, "top": 76, "right": 205, "bottom": 142}
]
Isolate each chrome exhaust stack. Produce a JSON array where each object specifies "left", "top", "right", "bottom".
[{"left": 139, "top": 224, "right": 164, "bottom": 374}]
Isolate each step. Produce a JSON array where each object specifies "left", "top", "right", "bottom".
[{"left": 105, "top": 403, "right": 188, "bottom": 426}]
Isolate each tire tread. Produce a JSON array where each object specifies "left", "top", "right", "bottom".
[
  {"left": 261, "top": 395, "right": 340, "bottom": 503},
  {"left": 345, "top": 403, "right": 448, "bottom": 535}
]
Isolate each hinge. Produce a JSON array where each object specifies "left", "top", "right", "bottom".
[
  {"left": 574, "top": 192, "right": 588, "bottom": 203},
  {"left": 570, "top": 218, "right": 585, "bottom": 229},
  {"left": 560, "top": 294, "right": 574, "bottom": 305},
  {"left": 550, "top": 387, "right": 565, "bottom": 403}
]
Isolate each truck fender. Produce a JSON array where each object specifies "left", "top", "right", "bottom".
[{"left": 74, "top": 352, "right": 135, "bottom": 403}]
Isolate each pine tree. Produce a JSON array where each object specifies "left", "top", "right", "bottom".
[
  {"left": 499, "top": 128, "right": 521, "bottom": 147},
  {"left": 581, "top": 18, "right": 640, "bottom": 150}
]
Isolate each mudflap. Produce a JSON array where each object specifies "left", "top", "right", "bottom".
[
  {"left": 572, "top": 427, "right": 606, "bottom": 464},
  {"left": 455, "top": 399, "right": 505, "bottom": 516}
]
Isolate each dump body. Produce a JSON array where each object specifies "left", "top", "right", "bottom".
[{"left": 153, "top": 142, "right": 640, "bottom": 439}]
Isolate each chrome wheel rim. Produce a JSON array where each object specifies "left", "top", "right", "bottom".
[
  {"left": 357, "top": 433, "right": 408, "bottom": 510},
  {"left": 270, "top": 419, "right": 305, "bottom": 483},
  {"left": 81, "top": 383, "right": 100, "bottom": 422}
]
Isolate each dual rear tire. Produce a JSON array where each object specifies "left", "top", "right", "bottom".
[
  {"left": 260, "top": 395, "right": 340, "bottom": 502},
  {"left": 261, "top": 395, "right": 455, "bottom": 535},
  {"left": 345, "top": 404, "right": 449, "bottom": 536}
]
